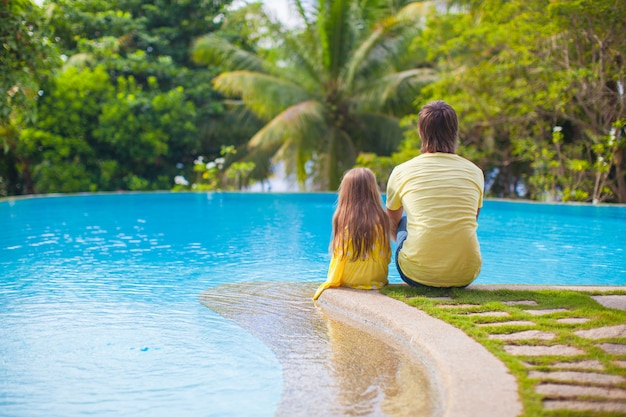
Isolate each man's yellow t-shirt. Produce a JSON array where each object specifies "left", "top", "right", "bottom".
[
  {"left": 313, "top": 236, "right": 390, "bottom": 300},
  {"left": 386, "top": 153, "right": 484, "bottom": 287}
]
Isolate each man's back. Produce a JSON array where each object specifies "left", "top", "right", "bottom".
[{"left": 386, "top": 152, "right": 484, "bottom": 286}]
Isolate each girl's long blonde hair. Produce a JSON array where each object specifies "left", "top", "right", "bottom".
[{"left": 332, "top": 168, "right": 391, "bottom": 261}]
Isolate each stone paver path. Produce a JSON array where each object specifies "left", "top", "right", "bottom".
[
  {"left": 593, "top": 295, "right": 626, "bottom": 310},
  {"left": 556, "top": 317, "right": 590, "bottom": 324},
  {"left": 477, "top": 320, "right": 536, "bottom": 327},
  {"left": 489, "top": 330, "right": 555, "bottom": 341},
  {"left": 467, "top": 311, "right": 510, "bottom": 317},
  {"left": 535, "top": 383, "right": 626, "bottom": 399},
  {"left": 523, "top": 308, "right": 569, "bottom": 316},
  {"left": 502, "top": 300, "right": 538, "bottom": 306},
  {"left": 542, "top": 400, "right": 626, "bottom": 413},
  {"left": 504, "top": 344, "right": 585, "bottom": 356},
  {"left": 575, "top": 324, "right": 626, "bottom": 339},
  {"left": 551, "top": 359, "right": 604, "bottom": 370},
  {"left": 435, "top": 293, "right": 626, "bottom": 415},
  {"left": 599, "top": 343, "right": 626, "bottom": 355},
  {"left": 439, "top": 303, "right": 480, "bottom": 309},
  {"left": 528, "top": 370, "right": 626, "bottom": 385}
]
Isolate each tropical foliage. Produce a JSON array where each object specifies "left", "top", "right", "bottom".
[
  {"left": 408, "top": 0, "right": 626, "bottom": 202},
  {"left": 0, "top": 0, "right": 263, "bottom": 195},
  {"left": 1, "top": 0, "right": 625, "bottom": 202},
  {"left": 1, "top": 0, "right": 60, "bottom": 194},
  {"left": 192, "top": 0, "right": 436, "bottom": 190}
]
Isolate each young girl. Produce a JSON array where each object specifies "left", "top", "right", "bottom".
[{"left": 313, "top": 168, "right": 391, "bottom": 300}]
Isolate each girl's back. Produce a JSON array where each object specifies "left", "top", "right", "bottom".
[{"left": 313, "top": 168, "right": 391, "bottom": 300}]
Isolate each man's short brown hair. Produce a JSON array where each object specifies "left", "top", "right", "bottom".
[{"left": 418, "top": 100, "right": 458, "bottom": 154}]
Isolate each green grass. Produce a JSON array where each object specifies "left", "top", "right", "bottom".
[{"left": 380, "top": 285, "right": 626, "bottom": 417}]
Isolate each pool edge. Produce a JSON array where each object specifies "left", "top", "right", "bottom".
[{"left": 315, "top": 287, "right": 523, "bottom": 417}]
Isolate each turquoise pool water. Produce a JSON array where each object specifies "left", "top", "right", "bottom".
[{"left": 1, "top": 192, "right": 625, "bottom": 416}]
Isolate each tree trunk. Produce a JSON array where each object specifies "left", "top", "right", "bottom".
[
  {"left": 614, "top": 148, "right": 626, "bottom": 203},
  {"left": 19, "top": 159, "right": 36, "bottom": 194}
]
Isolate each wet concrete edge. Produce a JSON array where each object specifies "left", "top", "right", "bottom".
[{"left": 316, "top": 287, "right": 523, "bottom": 417}]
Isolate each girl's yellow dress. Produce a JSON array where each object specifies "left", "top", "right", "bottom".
[{"left": 313, "top": 236, "right": 390, "bottom": 300}]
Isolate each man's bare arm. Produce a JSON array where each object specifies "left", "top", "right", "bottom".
[{"left": 386, "top": 207, "right": 403, "bottom": 241}]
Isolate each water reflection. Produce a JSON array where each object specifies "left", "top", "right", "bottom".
[{"left": 200, "top": 282, "right": 436, "bottom": 417}]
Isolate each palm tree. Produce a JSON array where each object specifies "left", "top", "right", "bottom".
[{"left": 192, "top": 0, "right": 436, "bottom": 190}]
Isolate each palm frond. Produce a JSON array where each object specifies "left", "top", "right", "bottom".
[
  {"left": 248, "top": 100, "right": 329, "bottom": 185},
  {"left": 353, "top": 68, "right": 438, "bottom": 113},
  {"left": 191, "top": 34, "right": 267, "bottom": 72},
  {"left": 344, "top": 2, "right": 433, "bottom": 89},
  {"left": 249, "top": 99, "right": 328, "bottom": 150},
  {"left": 213, "top": 71, "right": 316, "bottom": 120},
  {"left": 396, "top": 1, "right": 436, "bottom": 22},
  {"left": 305, "top": 126, "right": 357, "bottom": 190},
  {"left": 343, "top": 17, "right": 396, "bottom": 90},
  {"left": 328, "top": 126, "right": 358, "bottom": 189},
  {"left": 279, "top": 33, "right": 326, "bottom": 89},
  {"left": 274, "top": 138, "right": 313, "bottom": 187},
  {"left": 318, "top": 0, "right": 353, "bottom": 78},
  {"left": 292, "top": 0, "right": 313, "bottom": 28},
  {"left": 346, "top": 111, "right": 406, "bottom": 155}
]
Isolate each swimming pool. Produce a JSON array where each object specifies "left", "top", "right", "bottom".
[{"left": 1, "top": 192, "right": 625, "bottom": 416}]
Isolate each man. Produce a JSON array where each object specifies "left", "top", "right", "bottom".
[{"left": 386, "top": 100, "right": 484, "bottom": 288}]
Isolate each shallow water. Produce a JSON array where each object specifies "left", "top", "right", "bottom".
[
  {"left": 200, "top": 282, "right": 436, "bottom": 417},
  {"left": 1, "top": 192, "right": 625, "bottom": 416}
]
